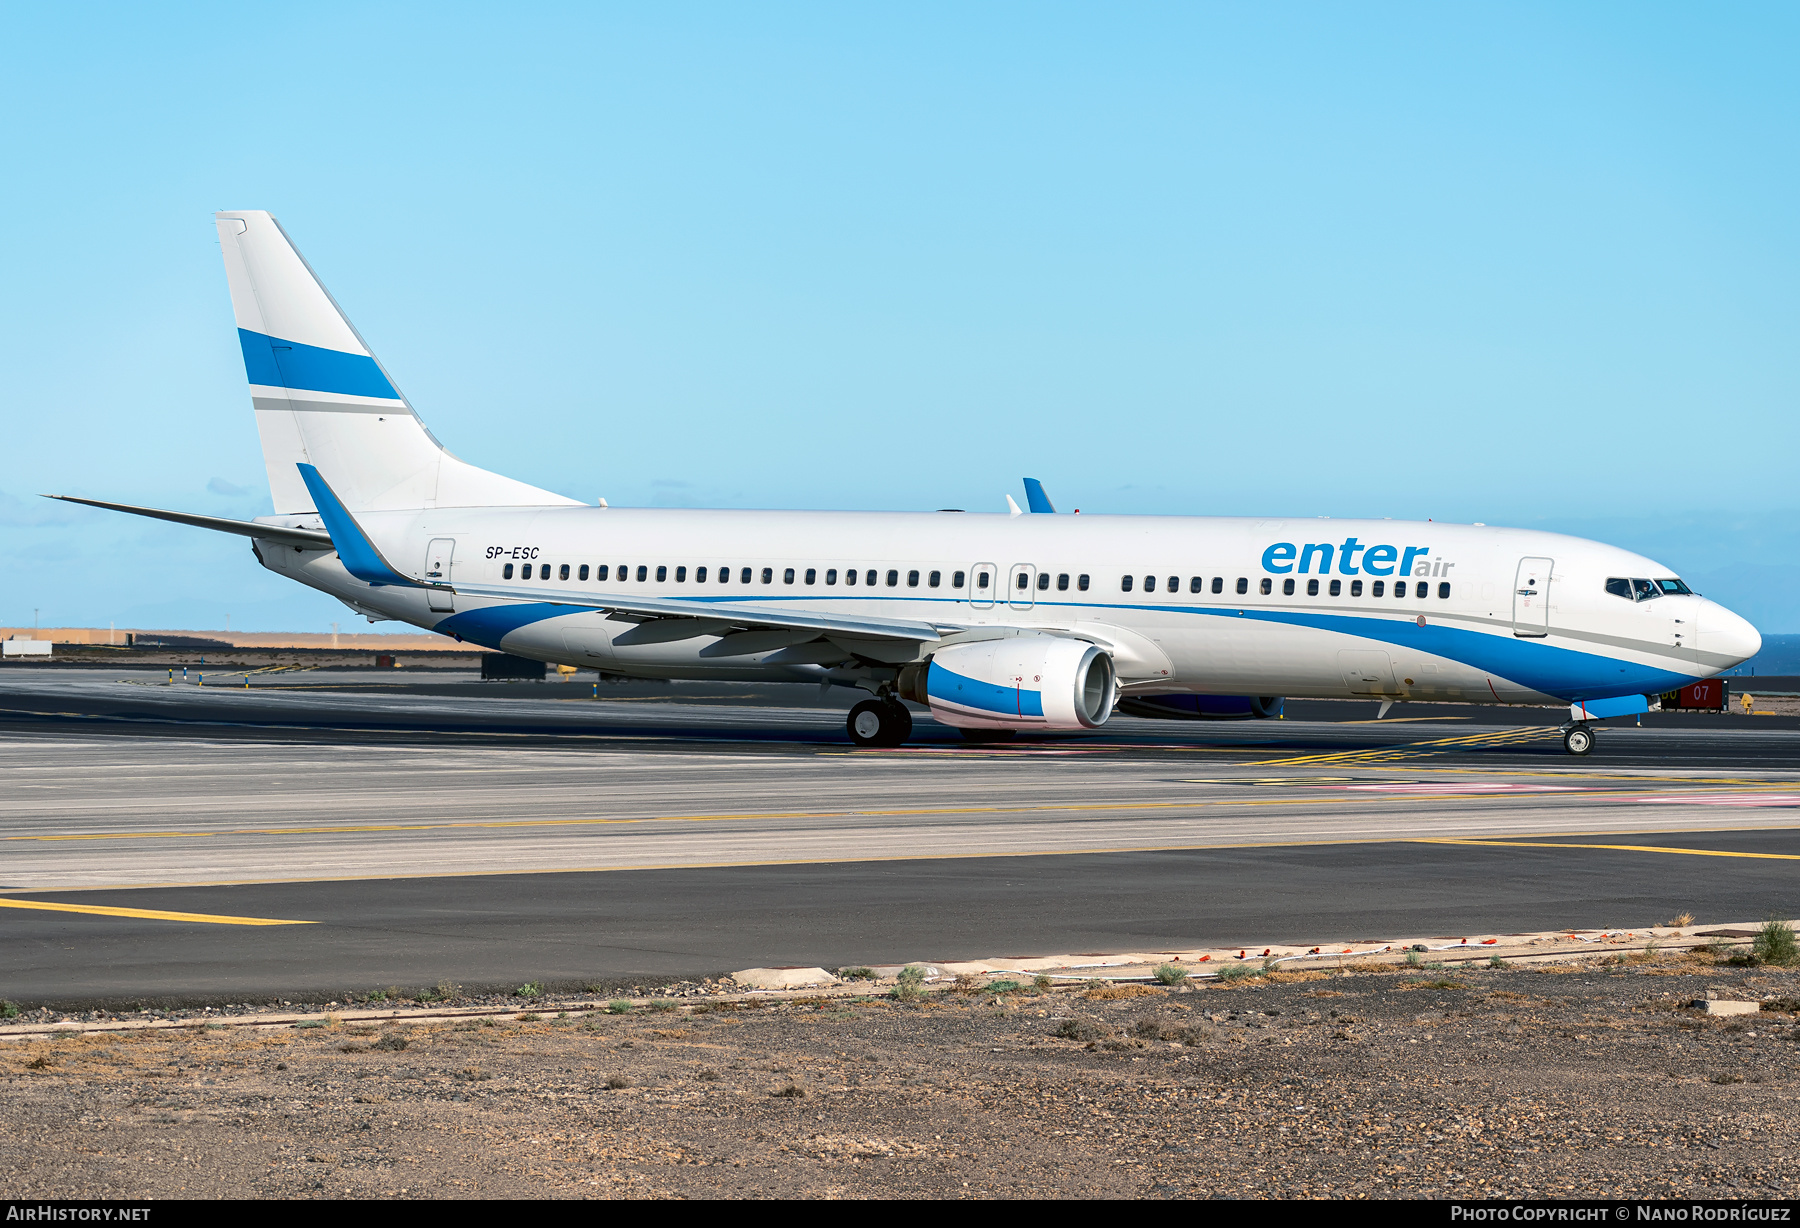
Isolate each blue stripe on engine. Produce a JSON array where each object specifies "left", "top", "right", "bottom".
[
  {"left": 926, "top": 662, "right": 1045, "bottom": 718},
  {"left": 434, "top": 603, "right": 582, "bottom": 651},
  {"left": 238, "top": 329, "right": 399, "bottom": 400}
]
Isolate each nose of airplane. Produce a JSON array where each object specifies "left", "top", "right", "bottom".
[{"left": 1700, "top": 600, "right": 1762, "bottom": 668}]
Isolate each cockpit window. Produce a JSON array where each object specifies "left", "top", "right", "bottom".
[{"left": 1608, "top": 576, "right": 1688, "bottom": 601}]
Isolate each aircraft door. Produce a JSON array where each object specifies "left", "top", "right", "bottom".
[
  {"left": 1008, "top": 564, "right": 1037, "bottom": 609},
  {"left": 1339, "top": 649, "right": 1397, "bottom": 695},
  {"left": 425, "top": 538, "right": 456, "bottom": 612},
  {"left": 970, "top": 563, "right": 997, "bottom": 609},
  {"left": 1512, "top": 557, "right": 1552, "bottom": 638}
]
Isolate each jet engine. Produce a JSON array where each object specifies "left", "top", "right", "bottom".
[
  {"left": 1117, "top": 694, "right": 1284, "bottom": 720},
  {"left": 903, "top": 636, "right": 1116, "bottom": 731}
]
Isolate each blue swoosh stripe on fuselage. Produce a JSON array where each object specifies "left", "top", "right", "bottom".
[
  {"left": 435, "top": 603, "right": 585, "bottom": 650},
  {"left": 431, "top": 594, "right": 1693, "bottom": 701},
  {"left": 926, "top": 663, "right": 1045, "bottom": 718},
  {"left": 238, "top": 329, "right": 400, "bottom": 400}
]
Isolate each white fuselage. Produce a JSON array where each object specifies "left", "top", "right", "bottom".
[{"left": 252, "top": 506, "right": 1761, "bottom": 706}]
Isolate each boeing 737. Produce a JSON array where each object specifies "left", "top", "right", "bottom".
[{"left": 51, "top": 212, "right": 1763, "bottom": 755}]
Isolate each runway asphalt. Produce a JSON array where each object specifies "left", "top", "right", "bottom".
[{"left": 2, "top": 667, "right": 1796, "bottom": 1007}]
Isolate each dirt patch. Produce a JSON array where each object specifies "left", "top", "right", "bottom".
[{"left": 2, "top": 960, "right": 1798, "bottom": 1199}]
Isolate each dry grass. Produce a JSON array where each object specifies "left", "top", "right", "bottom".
[
  {"left": 1079, "top": 984, "right": 1162, "bottom": 1001},
  {"left": 1263, "top": 969, "right": 1331, "bottom": 984}
]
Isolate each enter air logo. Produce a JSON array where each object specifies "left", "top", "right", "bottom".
[{"left": 1261, "top": 539, "right": 1454, "bottom": 579}]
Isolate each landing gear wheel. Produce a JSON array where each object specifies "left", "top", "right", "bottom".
[
  {"left": 1563, "top": 724, "right": 1595, "bottom": 756},
  {"left": 957, "top": 727, "right": 1018, "bottom": 743},
  {"left": 848, "top": 699, "right": 912, "bottom": 748}
]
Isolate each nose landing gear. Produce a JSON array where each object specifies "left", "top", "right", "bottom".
[
  {"left": 848, "top": 698, "right": 914, "bottom": 748},
  {"left": 1561, "top": 722, "right": 1595, "bottom": 756}
]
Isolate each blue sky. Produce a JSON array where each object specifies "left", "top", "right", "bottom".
[{"left": 2, "top": 4, "right": 1797, "bottom": 634}]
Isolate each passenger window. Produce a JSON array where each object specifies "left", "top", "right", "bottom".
[
  {"left": 887, "top": 569, "right": 899, "bottom": 587},
  {"left": 1058, "top": 574, "right": 1070, "bottom": 591},
  {"left": 1163, "top": 576, "right": 1175, "bottom": 592},
  {"left": 540, "top": 564, "right": 552, "bottom": 580},
  {"left": 1372, "top": 580, "right": 1385, "bottom": 597},
  {"left": 846, "top": 569, "right": 857, "bottom": 586},
  {"left": 503, "top": 563, "right": 514, "bottom": 579},
  {"left": 1143, "top": 575, "right": 1155, "bottom": 593},
  {"left": 1632, "top": 578, "right": 1658, "bottom": 602},
  {"left": 976, "top": 571, "right": 989, "bottom": 589},
  {"left": 784, "top": 568, "right": 795, "bottom": 584},
  {"left": 1236, "top": 577, "right": 1248, "bottom": 595},
  {"left": 636, "top": 565, "right": 648, "bottom": 582},
  {"left": 1260, "top": 578, "right": 1272, "bottom": 595},
  {"left": 1078, "top": 574, "right": 1089, "bottom": 591},
  {"left": 695, "top": 566, "right": 707, "bottom": 583},
  {"left": 826, "top": 569, "right": 838, "bottom": 585},
  {"left": 1396, "top": 581, "right": 1409, "bottom": 598},
  {"left": 1189, "top": 576, "right": 1202, "bottom": 593},
  {"left": 762, "top": 568, "right": 773, "bottom": 584},
  {"left": 929, "top": 570, "right": 941, "bottom": 587},
  {"left": 557, "top": 564, "right": 569, "bottom": 581},
  {"left": 1328, "top": 579, "right": 1340, "bottom": 596},
  {"left": 675, "top": 566, "right": 687, "bottom": 582},
  {"left": 1605, "top": 578, "right": 1631, "bottom": 600},
  {"left": 656, "top": 565, "right": 667, "bottom": 582},
  {"left": 1418, "top": 582, "right": 1429, "bottom": 599},
  {"left": 596, "top": 564, "right": 608, "bottom": 581},
  {"left": 1307, "top": 579, "right": 1319, "bottom": 596},
  {"left": 1350, "top": 579, "right": 1362, "bottom": 597},
  {"left": 867, "top": 570, "right": 877, "bottom": 586},
  {"left": 1037, "top": 572, "right": 1050, "bottom": 590},
  {"left": 805, "top": 568, "right": 816, "bottom": 585},
  {"left": 1121, "top": 575, "right": 1134, "bottom": 592},
  {"left": 910, "top": 570, "right": 921, "bottom": 588},
  {"left": 579, "top": 564, "right": 590, "bottom": 581},
  {"left": 1211, "top": 577, "right": 1223, "bottom": 595},
  {"left": 718, "top": 566, "right": 729, "bottom": 583},
  {"left": 953, "top": 571, "right": 965, "bottom": 588},
  {"left": 1283, "top": 578, "right": 1295, "bottom": 596},
  {"left": 1438, "top": 581, "right": 1450, "bottom": 599},
  {"left": 741, "top": 567, "right": 752, "bottom": 584}
]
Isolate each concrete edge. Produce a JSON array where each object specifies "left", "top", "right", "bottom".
[{"left": 2, "top": 920, "right": 1788, "bottom": 1042}]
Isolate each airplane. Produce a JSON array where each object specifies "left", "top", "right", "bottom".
[{"left": 49, "top": 211, "right": 1762, "bottom": 756}]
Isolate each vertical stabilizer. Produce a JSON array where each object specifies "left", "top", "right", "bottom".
[{"left": 215, "top": 211, "right": 578, "bottom": 513}]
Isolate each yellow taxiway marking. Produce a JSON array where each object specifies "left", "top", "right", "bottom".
[
  {"left": 0, "top": 898, "right": 312, "bottom": 925},
  {"left": 1248, "top": 727, "right": 1561, "bottom": 766},
  {"left": 0, "top": 789, "right": 1672, "bottom": 844},
  {"left": 9, "top": 778, "right": 1800, "bottom": 846},
  {"left": 1417, "top": 838, "right": 1800, "bottom": 862},
  {"left": 9, "top": 823, "right": 1800, "bottom": 894}
]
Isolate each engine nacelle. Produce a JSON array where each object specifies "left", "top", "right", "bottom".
[
  {"left": 915, "top": 636, "right": 1116, "bottom": 730},
  {"left": 1117, "top": 694, "right": 1284, "bottom": 720}
]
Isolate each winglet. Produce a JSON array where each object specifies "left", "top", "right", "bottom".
[
  {"left": 295, "top": 463, "right": 416, "bottom": 587},
  {"left": 1022, "top": 478, "right": 1056, "bottom": 513},
  {"left": 1005, "top": 494, "right": 1023, "bottom": 517}
]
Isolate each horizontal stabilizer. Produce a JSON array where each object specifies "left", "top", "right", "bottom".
[{"left": 42, "top": 494, "right": 331, "bottom": 549}]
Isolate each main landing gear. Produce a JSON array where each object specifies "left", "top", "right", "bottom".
[
  {"left": 847, "top": 698, "right": 913, "bottom": 748},
  {"left": 1561, "top": 722, "right": 1596, "bottom": 756}
]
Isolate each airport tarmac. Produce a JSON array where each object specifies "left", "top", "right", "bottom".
[{"left": 1, "top": 667, "right": 1797, "bottom": 1006}]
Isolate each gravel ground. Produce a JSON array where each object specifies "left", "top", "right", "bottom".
[{"left": 3, "top": 951, "right": 1798, "bottom": 1200}]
